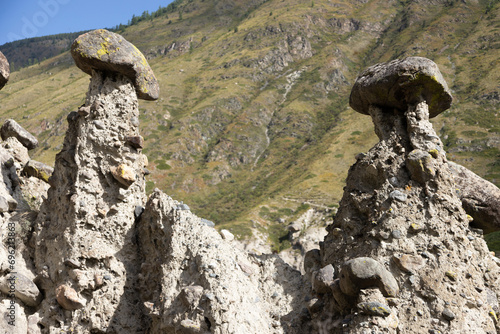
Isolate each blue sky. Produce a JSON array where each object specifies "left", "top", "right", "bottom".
[{"left": 0, "top": 0, "right": 174, "bottom": 45}]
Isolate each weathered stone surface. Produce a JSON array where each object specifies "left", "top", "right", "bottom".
[
  {"left": 0, "top": 51, "right": 9, "bottom": 90},
  {"left": 71, "top": 29, "right": 159, "bottom": 100},
  {"left": 220, "top": 229, "right": 235, "bottom": 240},
  {"left": 393, "top": 254, "right": 425, "bottom": 273},
  {"left": 33, "top": 71, "right": 147, "bottom": 332},
  {"left": 349, "top": 57, "right": 452, "bottom": 118},
  {"left": 1, "top": 137, "right": 30, "bottom": 166},
  {"left": 0, "top": 194, "right": 17, "bottom": 212},
  {"left": 138, "top": 189, "right": 308, "bottom": 333},
  {"left": 55, "top": 284, "right": 86, "bottom": 310},
  {"left": 0, "top": 273, "right": 42, "bottom": 307},
  {"left": 22, "top": 160, "right": 53, "bottom": 183},
  {"left": 0, "top": 300, "right": 27, "bottom": 334},
  {"left": 27, "top": 313, "right": 42, "bottom": 334},
  {"left": 179, "top": 319, "right": 201, "bottom": 333},
  {"left": 448, "top": 161, "right": 500, "bottom": 233},
  {"left": 317, "top": 58, "right": 499, "bottom": 333},
  {"left": 406, "top": 149, "right": 436, "bottom": 184},
  {"left": 339, "top": 257, "right": 399, "bottom": 297},
  {"left": 0, "top": 147, "right": 18, "bottom": 213},
  {"left": 180, "top": 285, "right": 204, "bottom": 308},
  {"left": 1, "top": 119, "right": 39, "bottom": 150}
]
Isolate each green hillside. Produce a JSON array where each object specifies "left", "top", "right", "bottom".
[{"left": 0, "top": 0, "right": 498, "bottom": 243}]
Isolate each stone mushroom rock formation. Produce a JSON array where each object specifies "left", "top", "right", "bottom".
[
  {"left": 316, "top": 57, "right": 500, "bottom": 333},
  {"left": 32, "top": 31, "right": 152, "bottom": 332},
  {"left": 31, "top": 29, "right": 309, "bottom": 334},
  {"left": 71, "top": 29, "right": 159, "bottom": 100},
  {"left": 0, "top": 51, "right": 9, "bottom": 90}
]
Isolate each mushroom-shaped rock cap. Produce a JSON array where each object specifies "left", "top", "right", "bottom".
[
  {"left": 349, "top": 57, "right": 452, "bottom": 118},
  {"left": 0, "top": 51, "right": 10, "bottom": 90},
  {"left": 71, "top": 29, "right": 159, "bottom": 100}
]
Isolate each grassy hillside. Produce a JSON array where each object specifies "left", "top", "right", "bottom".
[
  {"left": 0, "top": 0, "right": 498, "bottom": 245},
  {"left": 0, "top": 32, "right": 88, "bottom": 71}
]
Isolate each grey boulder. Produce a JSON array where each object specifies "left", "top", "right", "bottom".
[
  {"left": 339, "top": 257, "right": 399, "bottom": 297},
  {"left": 349, "top": 56, "right": 452, "bottom": 118},
  {"left": 1, "top": 119, "right": 39, "bottom": 150},
  {"left": 449, "top": 161, "right": 500, "bottom": 233},
  {"left": 71, "top": 29, "right": 159, "bottom": 101},
  {"left": 0, "top": 273, "right": 43, "bottom": 307}
]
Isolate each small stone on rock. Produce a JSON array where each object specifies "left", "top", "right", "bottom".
[
  {"left": 442, "top": 308, "right": 456, "bottom": 321},
  {"left": 339, "top": 257, "right": 399, "bottom": 297},
  {"left": 357, "top": 301, "right": 391, "bottom": 317},
  {"left": 125, "top": 135, "right": 144, "bottom": 149},
  {"left": 78, "top": 105, "right": 90, "bottom": 116},
  {"left": 56, "top": 284, "right": 86, "bottom": 310},
  {"left": 201, "top": 218, "right": 215, "bottom": 227},
  {"left": 71, "top": 29, "right": 159, "bottom": 100},
  {"left": 389, "top": 190, "right": 407, "bottom": 202},
  {"left": 445, "top": 271, "right": 457, "bottom": 281},
  {"left": 110, "top": 164, "right": 136, "bottom": 187}
]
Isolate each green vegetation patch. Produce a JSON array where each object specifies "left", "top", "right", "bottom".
[
  {"left": 154, "top": 160, "right": 172, "bottom": 170},
  {"left": 485, "top": 231, "right": 500, "bottom": 253},
  {"left": 268, "top": 223, "right": 291, "bottom": 253}
]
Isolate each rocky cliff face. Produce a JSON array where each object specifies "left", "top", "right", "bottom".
[{"left": 0, "top": 33, "right": 499, "bottom": 334}]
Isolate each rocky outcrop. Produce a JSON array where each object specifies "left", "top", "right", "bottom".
[
  {"left": 0, "top": 53, "right": 51, "bottom": 333},
  {"left": 449, "top": 161, "right": 500, "bottom": 234},
  {"left": 315, "top": 57, "right": 500, "bottom": 333},
  {"left": 0, "top": 51, "right": 9, "bottom": 90},
  {"left": 26, "top": 29, "right": 309, "bottom": 334},
  {"left": 32, "top": 30, "right": 156, "bottom": 332},
  {"left": 138, "top": 189, "right": 308, "bottom": 333}
]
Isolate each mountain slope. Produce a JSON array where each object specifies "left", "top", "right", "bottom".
[{"left": 0, "top": 0, "right": 498, "bottom": 246}]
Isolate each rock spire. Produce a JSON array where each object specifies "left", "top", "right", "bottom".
[
  {"left": 311, "top": 57, "right": 500, "bottom": 333},
  {"left": 32, "top": 30, "right": 154, "bottom": 332}
]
